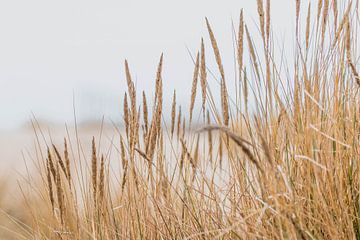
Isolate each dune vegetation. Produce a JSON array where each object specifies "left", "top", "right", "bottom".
[{"left": 2, "top": 0, "right": 360, "bottom": 239}]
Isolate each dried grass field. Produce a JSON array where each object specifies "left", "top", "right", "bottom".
[{"left": 1, "top": 0, "right": 360, "bottom": 239}]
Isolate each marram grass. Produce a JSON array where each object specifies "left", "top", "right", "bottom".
[{"left": 4, "top": 0, "right": 360, "bottom": 239}]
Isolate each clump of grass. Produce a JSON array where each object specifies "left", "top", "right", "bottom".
[{"left": 9, "top": 1, "right": 360, "bottom": 239}]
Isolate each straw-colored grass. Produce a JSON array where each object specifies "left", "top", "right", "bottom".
[{"left": 2, "top": 0, "right": 360, "bottom": 239}]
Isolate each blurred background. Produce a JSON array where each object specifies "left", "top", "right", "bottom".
[
  {"left": 0, "top": 0, "right": 295, "bottom": 173},
  {"left": 0, "top": 0, "right": 295, "bottom": 130}
]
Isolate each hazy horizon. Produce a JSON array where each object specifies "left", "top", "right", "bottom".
[{"left": 0, "top": 0, "right": 295, "bottom": 130}]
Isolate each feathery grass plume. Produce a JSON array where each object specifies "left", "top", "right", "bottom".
[
  {"left": 296, "top": 0, "right": 300, "bottom": 35},
  {"left": 205, "top": 18, "right": 225, "bottom": 82},
  {"left": 333, "top": 0, "right": 338, "bottom": 30},
  {"left": 171, "top": 90, "right": 176, "bottom": 138},
  {"left": 218, "top": 135, "right": 223, "bottom": 167},
  {"left": 99, "top": 155, "right": 105, "bottom": 204},
  {"left": 255, "top": 122, "right": 273, "bottom": 167},
  {"left": 64, "top": 138, "right": 71, "bottom": 183},
  {"left": 245, "top": 25, "right": 261, "bottom": 82},
  {"left": 154, "top": 53, "right": 164, "bottom": 108},
  {"left": 333, "top": 3, "right": 352, "bottom": 47},
  {"left": 155, "top": 54, "right": 164, "bottom": 135},
  {"left": 179, "top": 139, "right": 186, "bottom": 171},
  {"left": 264, "top": 0, "right": 272, "bottom": 113},
  {"left": 182, "top": 117, "right": 186, "bottom": 140},
  {"left": 180, "top": 138, "right": 196, "bottom": 172},
  {"left": 125, "top": 60, "right": 138, "bottom": 159},
  {"left": 201, "top": 126, "right": 264, "bottom": 174},
  {"left": 220, "top": 77, "right": 230, "bottom": 126},
  {"left": 120, "top": 136, "right": 127, "bottom": 169},
  {"left": 135, "top": 108, "right": 140, "bottom": 147},
  {"left": 237, "top": 10, "right": 244, "bottom": 80},
  {"left": 349, "top": 63, "right": 360, "bottom": 86},
  {"left": 55, "top": 163, "right": 64, "bottom": 225},
  {"left": 125, "top": 60, "right": 136, "bottom": 116},
  {"left": 142, "top": 91, "right": 149, "bottom": 134},
  {"left": 200, "top": 38, "right": 207, "bottom": 113},
  {"left": 123, "top": 93, "right": 130, "bottom": 139},
  {"left": 189, "top": 52, "right": 200, "bottom": 124},
  {"left": 147, "top": 54, "right": 163, "bottom": 161},
  {"left": 177, "top": 105, "right": 182, "bottom": 139},
  {"left": 192, "top": 135, "right": 200, "bottom": 180},
  {"left": 294, "top": 66, "right": 300, "bottom": 129},
  {"left": 207, "top": 110, "right": 213, "bottom": 163},
  {"left": 321, "top": 0, "right": 329, "bottom": 45},
  {"left": 266, "top": 0, "right": 270, "bottom": 44},
  {"left": 53, "top": 144, "right": 66, "bottom": 177},
  {"left": 161, "top": 177, "right": 169, "bottom": 200},
  {"left": 205, "top": 18, "right": 229, "bottom": 126},
  {"left": 306, "top": 3, "right": 311, "bottom": 50},
  {"left": 125, "top": 60, "right": 136, "bottom": 110},
  {"left": 265, "top": 58, "right": 272, "bottom": 114},
  {"left": 257, "top": 0, "right": 265, "bottom": 41},
  {"left": 46, "top": 158, "right": 55, "bottom": 212},
  {"left": 47, "top": 147, "right": 56, "bottom": 182},
  {"left": 91, "top": 137, "right": 97, "bottom": 205},
  {"left": 129, "top": 114, "right": 136, "bottom": 159},
  {"left": 243, "top": 68, "right": 249, "bottom": 113},
  {"left": 346, "top": 17, "right": 360, "bottom": 86},
  {"left": 345, "top": 16, "right": 352, "bottom": 62},
  {"left": 120, "top": 137, "right": 128, "bottom": 192},
  {"left": 135, "top": 148, "right": 151, "bottom": 164},
  {"left": 158, "top": 132, "right": 164, "bottom": 170}
]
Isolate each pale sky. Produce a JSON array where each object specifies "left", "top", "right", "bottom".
[{"left": 0, "top": 0, "right": 295, "bottom": 130}]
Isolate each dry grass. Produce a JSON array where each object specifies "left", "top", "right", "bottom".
[{"left": 1, "top": 0, "right": 360, "bottom": 239}]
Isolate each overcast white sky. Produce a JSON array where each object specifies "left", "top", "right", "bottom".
[{"left": 0, "top": 0, "right": 295, "bottom": 130}]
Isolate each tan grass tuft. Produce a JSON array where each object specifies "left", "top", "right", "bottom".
[
  {"left": 244, "top": 69, "right": 249, "bottom": 113},
  {"left": 245, "top": 25, "right": 261, "bottom": 82},
  {"left": 46, "top": 157, "right": 55, "bottom": 212},
  {"left": 266, "top": 0, "right": 271, "bottom": 44},
  {"left": 237, "top": 10, "right": 244, "bottom": 80},
  {"left": 200, "top": 38, "right": 207, "bottom": 113},
  {"left": 205, "top": 18, "right": 225, "bottom": 81},
  {"left": 53, "top": 144, "right": 66, "bottom": 178},
  {"left": 180, "top": 138, "right": 196, "bottom": 172},
  {"left": 207, "top": 110, "right": 213, "bottom": 163},
  {"left": 146, "top": 54, "right": 164, "bottom": 161},
  {"left": 142, "top": 91, "right": 149, "bottom": 134},
  {"left": 99, "top": 154, "right": 105, "bottom": 204},
  {"left": 47, "top": 147, "right": 56, "bottom": 181},
  {"left": 171, "top": 90, "right": 176, "bottom": 138},
  {"left": 177, "top": 106, "right": 182, "bottom": 139},
  {"left": 91, "top": 137, "right": 97, "bottom": 205},
  {"left": 64, "top": 138, "right": 71, "bottom": 183},
  {"left": 220, "top": 78, "right": 229, "bottom": 126},
  {"left": 257, "top": 0, "right": 265, "bottom": 41},
  {"left": 345, "top": 17, "right": 360, "bottom": 86},
  {"left": 296, "top": 0, "right": 300, "bottom": 30},
  {"left": 55, "top": 163, "right": 64, "bottom": 225},
  {"left": 201, "top": 126, "right": 264, "bottom": 174},
  {"left": 321, "top": 0, "right": 329, "bottom": 45},
  {"left": 120, "top": 136, "right": 128, "bottom": 192},
  {"left": 205, "top": 18, "right": 229, "bottom": 126},
  {"left": 306, "top": 3, "right": 311, "bottom": 50},
  {"left": 189, "top": 52, "right": 200, "bottom": 124},
  {"left": 123, "top": 93, "right": 130, "bottom": 139},
  {"left": 333, "top": 0, "right": 338, "bottom": 30}
]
